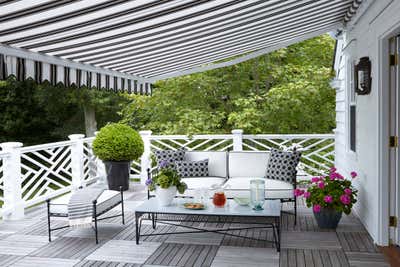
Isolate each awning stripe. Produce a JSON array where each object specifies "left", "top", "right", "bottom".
[
  {"left": 0, "top": 0, "right": 363, "bottom": 83},
  {"left": 139, "top": 23, "right": 341, "bottom": 78},
  {"left": 120, "top": 19, "right": 343, "bottom": 75},
  {"left": 3, "top": 0, "right": 212, "bottom": 46},
  {"left": 84, "top": 0, "right": 347, "bottom": 67},
  {"left": 105, "top": 8, "right": 347, "bottom": 71},
  {"left": 47, "top": 0, "right": 278, "bottom": 57}
]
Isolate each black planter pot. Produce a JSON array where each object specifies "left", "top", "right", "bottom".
[
  {"left": 104, "top": 161, "right": 131, "bottom": 191},
  {"left": 313, "top": 207, "right": 343, "bottom": 229}
]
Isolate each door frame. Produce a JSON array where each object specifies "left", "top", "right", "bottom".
[
  {"left": 388, "top": 36, "right": 399, "bottom": 245},
  {"left": 379, "top": 24, "right": 400, "bottom": 247}
]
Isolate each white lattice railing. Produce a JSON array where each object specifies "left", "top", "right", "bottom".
[
  {"left": 144, "top": 131, "right": 334, "bottom": 179},
  {"left": 0, "top": 130, "right": 334, "bottom": 220}
]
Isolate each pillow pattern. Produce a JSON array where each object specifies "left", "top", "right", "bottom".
[
  {"left": 154, "top": 149, "right": 185, "bottom": 169},
  {"left": 265, "top": 149, "right": 301, "bottom": 183},
  {"left": 175, "top": 159, "right": 209, "bottom": 178}
]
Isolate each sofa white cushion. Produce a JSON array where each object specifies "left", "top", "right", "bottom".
[
  {"left": 178, "top": 177, "right": 226, "bottom": 197},
  {"left": 223, "top": 177, "right": 294, "bottom": 199},
  {"left": 184, "top": 151, "right": 227, "bottom": 178},
  {"left": 50, "top": 190, "right": 121, "bottom": 215},
  {"left": 228, "top": 151, "right": 270, "bottom": 178}
]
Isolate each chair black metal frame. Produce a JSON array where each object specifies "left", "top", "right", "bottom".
[{"left": 46, "top": 186, "right": 125, "bottom": 244}]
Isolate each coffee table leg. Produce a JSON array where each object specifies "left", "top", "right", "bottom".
[
  {"left": 276, "top": 216, "right": 281, "bottom": 252},
  {"left": 152, "top": 213, "right": 156, "bottom": 229},
  {"left": 135, "top": 212, "right": 141, "bottom": 245}
]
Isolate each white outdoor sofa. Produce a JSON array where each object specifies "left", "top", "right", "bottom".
[{"left": 149, "top": 150, "right": 299, "bottom": 223}]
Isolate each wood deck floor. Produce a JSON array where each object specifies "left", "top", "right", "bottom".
[{"left": 0, "top": 183, "right": 390, "bottom": 267}]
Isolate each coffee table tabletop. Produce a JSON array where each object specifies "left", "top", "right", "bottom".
[{"left": 135, "top": 198, "right": 281, "bottom": 217}]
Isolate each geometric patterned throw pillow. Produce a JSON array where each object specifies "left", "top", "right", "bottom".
[
  {"left": 174, "top": 159, "right": 209, "bottom": 178},
  {"left": 154, "top": 149, "right": 185, "bottom": 169},
  {"left": 265, "top": 149, "right": 301, "bottom": 183}
]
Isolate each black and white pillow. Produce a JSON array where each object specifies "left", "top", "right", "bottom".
[
  {"left": 154, "top": 149, "right": 185, "bottom": 169},
  {"left": 265, "top": 149, "right": 301, "bottom": 183},
  {"left": 175, "top": 159, "right": 209, "bottom": 178}
]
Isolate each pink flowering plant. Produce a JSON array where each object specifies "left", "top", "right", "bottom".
[{"left": 296, "top": 167, "right": 358, "bottom": 215}]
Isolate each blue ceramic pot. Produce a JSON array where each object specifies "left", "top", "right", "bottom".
[{"left": 313, "top": 207, "right": 342, "bottom": 229}]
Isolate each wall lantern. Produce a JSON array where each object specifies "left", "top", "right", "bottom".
[{"left": 354, "top": 57, "right": 372, "bottom": 95}]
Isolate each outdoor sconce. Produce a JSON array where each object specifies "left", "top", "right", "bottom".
[{"left": 354, "top": 57, "right": 372, "bottom": 95}]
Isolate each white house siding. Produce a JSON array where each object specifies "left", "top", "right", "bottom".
[{"left": 334, "top": 0, "right": 400, "bottom": 245}]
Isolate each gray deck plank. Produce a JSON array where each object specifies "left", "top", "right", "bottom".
[
  {"left": 304, "top": 249, "right": 315, "bottom": 267},
  {"left": 0, "top": 183, "right": 390, "bottom": 267}
]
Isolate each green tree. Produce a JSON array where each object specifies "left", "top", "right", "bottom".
[{"left": 122, "top": 34, "right": 336, "bottom": 134}]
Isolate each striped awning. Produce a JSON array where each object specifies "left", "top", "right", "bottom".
[{"left": 0, "top": 0, "right": 362, "bottom": 90}]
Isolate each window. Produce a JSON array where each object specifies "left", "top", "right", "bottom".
[{"left": 349, "top": 61, "right": 356, "bottom": 152}]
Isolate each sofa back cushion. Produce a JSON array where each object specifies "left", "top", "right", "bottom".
[
  {"left": 228, "top": 151, "right": 270, "bottom": 178},
  {"left": 184, "top": 151, "right": 227, "bottom": 178}
]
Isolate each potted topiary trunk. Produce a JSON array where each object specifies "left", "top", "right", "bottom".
[{"left": 92, "top": 123, "right": 144, "bottom": 191}]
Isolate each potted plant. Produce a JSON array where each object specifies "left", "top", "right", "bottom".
[
  {"left": 146, "top": 161, "right": 187, "bottom": 206},
  {"left": 92, "top": 123, "right": 144, "bottom": 191},
  {"left": 296, "top": 167, "right": 358, "bottom": 229}
]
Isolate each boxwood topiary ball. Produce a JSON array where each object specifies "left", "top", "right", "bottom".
[{"left": 93, "top": 123, "right": 144, "bottom": 162}]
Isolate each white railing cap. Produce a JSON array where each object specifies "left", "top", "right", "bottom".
[
  {"left": 0, "top": 142, "right": 23, "bottom": 150},
  {"left": 232, "top": 129, "right": 244, "bottom": 134},
  {"left": 68, "top": 134, "right": 85, "bottom": 140},
  {"left": 139, "top": 130, "right": 152, "bottom": 135}
]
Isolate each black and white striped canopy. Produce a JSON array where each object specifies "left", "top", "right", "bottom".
[{"left": 0, "top": 0, "right": 362, "bottom": 91}]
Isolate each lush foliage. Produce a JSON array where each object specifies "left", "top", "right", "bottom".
[
  {"left": 297, "top": 168, "right": 358, "bottom": 215},
  {"left": 0, "top": 78, "right": 128, "bottom": 145},
  {"left": 121, "top": 35, "right": 336, "bottom": 135},
  {"left": 146, "top": 162, "right": 187, "bottom": 194},
  {"left": 93, "top": 123, "right": 144, "bottom": 161}
]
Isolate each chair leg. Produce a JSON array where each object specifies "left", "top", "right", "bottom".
[
  {"left": 93, "top": 201, "right": 99, "bottom": 244},
  {"left": 294, "top": 197, "right": 297, "bottom": 226},
  {"left": 46, "top": 199, "right": 52, "bottom": 242},
  {"left": 120, "top": 186, "right": 125, "bottom": 225}
]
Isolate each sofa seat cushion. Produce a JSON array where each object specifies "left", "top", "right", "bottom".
[
  {"left": 50, "top": 190, "right": 121, "bottom": 215},
  {"left": 223, "top": 177, "right": 294, "bottom": 199},
  {"left": 178, "top": 177, "right": 226, "bottom": 197}
]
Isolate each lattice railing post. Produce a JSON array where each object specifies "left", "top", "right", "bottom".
[
  {"left": 232, "top": 129, "right": 243, "bottom": 151},
  {"left": 69, "top": 134, "right": 85, "bottom": 191},
  {"left": 1, "top": 142, "right": 24, "bottom": 220},
  {"left": 93, "top": 131, "right": 107, "bottom": 188},
  {"left": 140, "top": 130, "right": 152, "bottom": 184}
]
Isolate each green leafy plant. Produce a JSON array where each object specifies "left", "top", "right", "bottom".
[
  {"left": 92, "top": 123, "right": 144, "bottom": 161},
  {"left": 297, "top": 168, "right": 358, "bottom": 215},
  {"left": 146, "top": 164, "right": 187, "bottom": 194}
]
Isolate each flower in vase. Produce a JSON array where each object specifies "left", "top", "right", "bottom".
[
  {"left": 324, "top": 195, "right": 333, "bottom": 203},
  {"left": 311, "top": 177, "right": 320, "bottom": 183},
  {"left": 303, "top": 191, "right": 311, "bottom": 198},
  {"left": 145, "top": 178, "right": 152, "bottom": 186},
  {"left": 344, "top": 188, "right": 352, "bottom": 195},
  {"left": 318, "top": 181, "right": 325, "bottom": 189},
  {"left": 294, "top": 189, "right": 304, "bottom": 197},
  {"left": 313, "top": 204, "right": 321, "bottom": 213},
  {"left": 340, "top": 194, "right": 351, "bottom": 205}
]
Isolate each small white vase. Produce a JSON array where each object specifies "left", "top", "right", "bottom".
[{"left": 155, "top": 186, "right": 177, "bottom": 206}]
